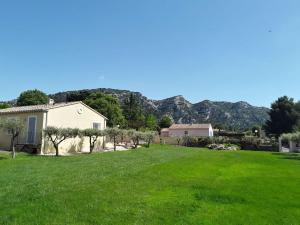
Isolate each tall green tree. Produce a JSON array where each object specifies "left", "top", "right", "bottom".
[
  {"left": 84, "top": 92, "right": 125, "bottom": 127},
  {"left": 145, "top": 114, "right": 158, "bottom": 131},
  {"left": 17, "top": 89, "right": 49, "bottom": 106},
  {"left": 159, "top": 116, "right": 172, "bottom": 128},
  {"left": 122, "top": 93, "right": 145, "bottom": 130},
  {"left": 291, "top": 101, "right": 300, "bottom": 131},
  {"left": 265, "top": 96, "right": 298, "bottom": 137}
]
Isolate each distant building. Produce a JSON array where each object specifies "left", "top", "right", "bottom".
[
  {"left": 160, "top": 128, "right": 170, "bottom": 137},
  {"left": 162, "top": 124, "right": 214, "bottom": 137}
]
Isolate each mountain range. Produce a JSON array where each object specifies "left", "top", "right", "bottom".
[{"left": 49, "top": 88, "right": 270, "bottom": 130}]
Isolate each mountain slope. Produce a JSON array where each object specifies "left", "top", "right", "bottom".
[{"left": 49, "top": 88, "right": 269, "bottom": 130}]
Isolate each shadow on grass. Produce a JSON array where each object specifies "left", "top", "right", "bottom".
[
  {"left": 272, "top": 152, "right": 300, "bottom": 161},
  {"left": 192, "top": 185, "right": 247, "bottom": 205},
  {"left": 0, "top": 156, "right": 7, "bottom": 160}
]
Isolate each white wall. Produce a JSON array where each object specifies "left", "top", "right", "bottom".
[
  {"left": 42, "top": 103, "right": 107, "bottom": 154},
  {"left": 169, "top": 127, "right": 213, "bottom": 137}
]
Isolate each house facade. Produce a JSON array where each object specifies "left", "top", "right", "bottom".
[
  {"left": 163, "top": 124, "right": 214, "bottom": 137},
  {"left": 0, "top": 101, "right": 107, "bottom": 154}
]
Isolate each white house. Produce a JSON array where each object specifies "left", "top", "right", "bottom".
[
  {"left": 163, "top": 124, "right": 214, "bottom": 137},
  {"left": 0, "top": 101, "right": 107, "bottom": 154}
]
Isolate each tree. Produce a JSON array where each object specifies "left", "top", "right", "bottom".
[
  {"left": 127, "top": 130, "right": 144, "bottom": 149},
  {"left": 265, "top": 96, "right": 298, "bottom": 137},
  {"left": 17, "top": 89, "right": 49, "bottom": 106},
  {"left": 291, "top": 101, "right": 300, "bottom": 131},
  {"left": 105, "top": 128, "right": 122, "bottom": 151},
  {"left": 214, "top": 123, "right": 225, "bottom": 132},
  {"left": 44, "top": 127, "right": 79, "bottom": 156},
  {"left": 0, "top": 118, "right": 25, "bottom": 158},
  {"left": 159, "top": 116, "right": 172, "bottom": 129},
  {"left": 143, "top": 131, "right": 156, "bottom": 148},
  {"left": 145, "top": 114, "right": 158, "bottom": 131},
  {"left": 0, "top": 103, "right": 10, "bottom": 109},
  {"left": 82, "top": 129, "right": 104, "bottom": 153},
  {"left": 84, "top": 92, "right": 125, "bottom": 127},
  {"left": 122, "top": 93, "right": 145, "bottom": 130}
]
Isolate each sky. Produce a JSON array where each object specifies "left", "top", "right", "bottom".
[{"left": 1, "top": 0, "right": 300, "bottom": 107}]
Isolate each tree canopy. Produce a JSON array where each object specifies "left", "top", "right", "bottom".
[
  {"left": 145, "top": 114, "right": 158, "bottom": 131},
  {"left": 159, "top": 116, "right": 173, "bottom": 129},
  {"left": 264, "top": 96, "right": 299, "bottom": 137},
  {"left": 84, "top": 92, "right": 125, "bottom": 127},
  {"left": 122, "top": 93, "right": 145, "bottom": 130},
  {"left": 17, "top": 89, "right": 49, "bottom": 106},
  {"left": 0, "top": 118, "right": 25, "bottom": 158}
]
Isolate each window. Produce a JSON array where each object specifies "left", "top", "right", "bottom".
[
  {"left": 184, "top": 130, "right": 189, "bottom": 135},
  {"left": 93, "top": 123, "right": 101, "bottom": 130}
]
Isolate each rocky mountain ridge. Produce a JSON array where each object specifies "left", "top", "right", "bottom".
[{"left": 49, "top": 88, "right": 269, "bottom": 130}]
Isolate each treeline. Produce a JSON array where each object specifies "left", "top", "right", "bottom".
[
  {"left": 44, "top": 127, "right": 157, "bottom": 156},
  {"left": 1, "top": 89, "right": 173, "bottom": 131}
]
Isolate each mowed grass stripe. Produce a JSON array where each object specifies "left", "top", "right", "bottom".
[{"left": 0, "top": 145, "right": 299, "bottom": 225}]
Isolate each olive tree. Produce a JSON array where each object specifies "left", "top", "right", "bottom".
[
  {"left": 105, "top": 128, "right": 122, "bottom": 151},
  {"left": 127, "top": 130, "right": 144, "bottom": 149},
  {"left": 82, "top": 129, "right": 104, "bottom": 153},
  {"left": 44, "top": 127, "right": 79, "bottom": 156},
  {"left": 0, "top": 118, "right": 25, "bottom": 158},
  {"left": 143, "top": 131, "right": 156, "bottom": 148}
]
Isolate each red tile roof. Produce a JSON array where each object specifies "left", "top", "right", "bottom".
[
  {"left": 0, "top": 102, "right": 81, "bottom": 114},
  {"left": 169, "top": 124, "right": 211, "bottom": 129}
]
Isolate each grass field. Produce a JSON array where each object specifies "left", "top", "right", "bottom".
[{"left": 0, "top": 145, "right": 300, "bottom": 225}]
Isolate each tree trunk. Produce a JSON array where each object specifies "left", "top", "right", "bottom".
[
  {"left": 11, "top": 138, "right": 16, "bottom": 159},
  {"left": 89, "top": 137, "right": 93, "bottom": 154},
  {"left": 114, "top": 137, "right": 116, "bottom": 151},
  {"left": 55, "top": 145, "right": 59, "bottom": 156}
]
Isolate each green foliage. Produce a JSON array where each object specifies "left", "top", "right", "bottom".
[
  {"left": 66, "top": 90, "right": 91, "bottom": 102},
  {"left": 214, "top": 123, "right": 226, "bottom": 132},
  {"left": 240, "top": 136, "right": 261, "bottom": 148},
  {"left": 265, "top": 96, "right": 298, "bottom": 137},
  {"left": 81, "top": 129, "right": 105, "bottom": 153},
  {"left": 281, "top": 132, "right": 300, "bottom": 142},
  {"left": 0, "top": 118, "right": 25, "bottom": 158},
  {"left": 142, "top": 131, "right": 157, "bottom": 147},
  {"left": 159, "top": 115, "right": 172, "bottom": 128},
  {"left": 17, "top": 89, "right": 49, "bottom": 106},
  {"left": 145, "top": 114, "right": 158, "bottom": 131},
  {"left": 104, "top": 127, "right": 123, "bottom": 151},
  {"left": 0, "top": 103, "right": 10, "bottom": 109},
  {"left": 126, "top": 129, "right": 144, "bottom": 148},
  {"left": 122, "top": 93, "right": 145, "bottom": 130},
  {"left": 44, "top": 127, "right": 80, "bottom": 156},
  {"left": 84, "top": 92, "right": 125, "bottom": 127}
]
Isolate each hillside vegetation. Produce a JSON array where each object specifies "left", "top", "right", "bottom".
[{"left": 49, "top": 88, "right": 269, "bottom": 130}]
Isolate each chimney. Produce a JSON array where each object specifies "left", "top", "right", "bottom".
[{"left": 49, "top": 99, "right": 55, "bottom": 105}]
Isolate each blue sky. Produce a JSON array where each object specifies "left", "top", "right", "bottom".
[{"left": 1, "top": 0, "right": 300, "bottom": 107}]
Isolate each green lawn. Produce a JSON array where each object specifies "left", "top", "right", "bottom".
[{"left": 0, "top": 145, "right": 300, "bottom": 225}]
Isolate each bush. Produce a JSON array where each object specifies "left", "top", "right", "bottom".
[{"left": 207, "top": 143, "right": 240, "bottom": 151}]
